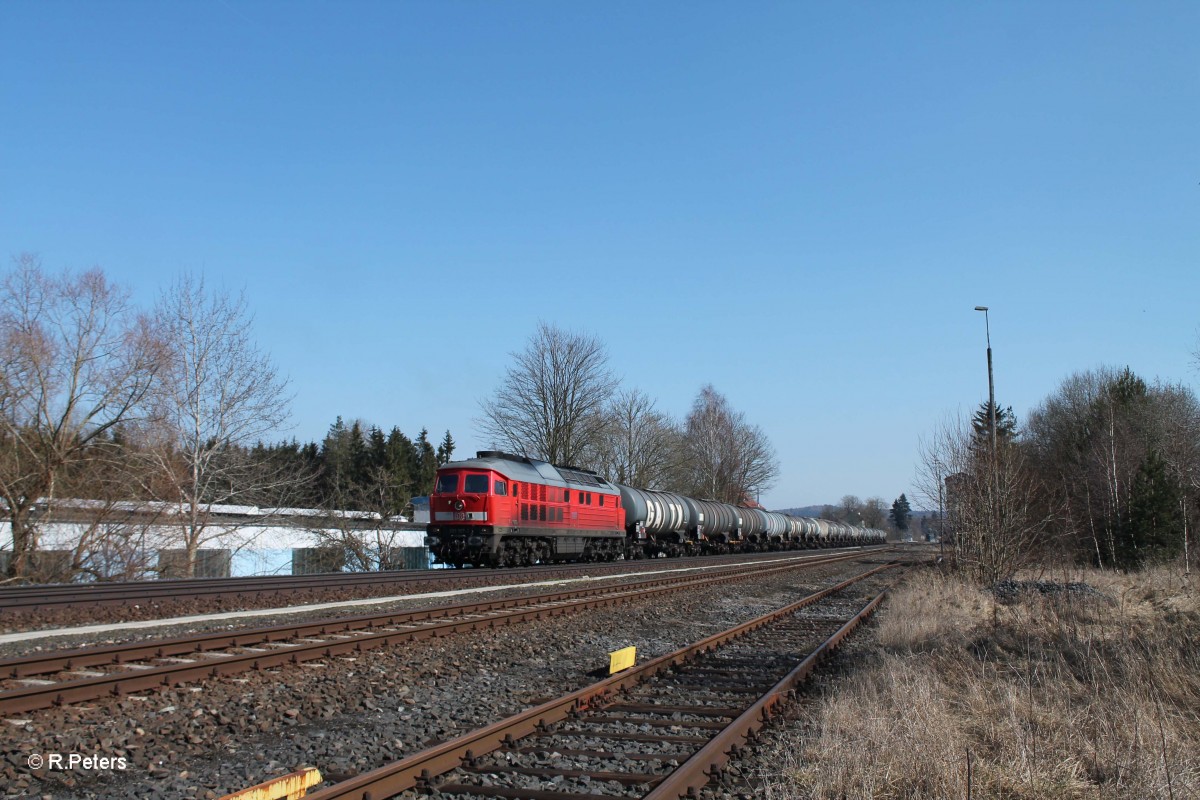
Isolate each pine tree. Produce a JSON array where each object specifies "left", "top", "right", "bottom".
[
  {"left": 319, "top": 417, "right": 351, "bottom": 504},
  {"left": 437, "top": 430, "right": 456, "bottom": 466},
  {"left": 367, "top": 426, "right": 388, "bottom": 472},
  {"left": 971, "top": 401, "right": 1017, "bottom": 451},
  {"left": 415, "top": 428, "right": 438, "bottom": 496},
  {"left": 890, "top": 494, "right": 911, "bottom": 532},
  {"left": 347, "top": 421, "right": 370, "bottom": 495},
  {"left": 1118, "top": 450, "right": 1183, "bottom": 568},
  {"left": 385, "top": 427, "right": 416, "bottom": 491}
]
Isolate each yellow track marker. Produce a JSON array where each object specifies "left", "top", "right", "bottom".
[
  {"left": 608, "top": 645, "right": 636, "bottom": 674},
  {"left": 218, "top": 767, "right": 323, "bottom": 800}
]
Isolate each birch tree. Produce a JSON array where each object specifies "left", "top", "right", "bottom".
[
  {"left": 680, "top": 385, "right": 778, "bottom": 503},
  {"left": 593, "top": 388, "right": 681, "bottom": 488},
  {"left": 0, "top": 255, "right": 160, "bottom": 579},
  {"left": 146, "top": 275, "right": 295, "bottom": 577},
  {"left": 478, "top": 322, "right": 617, "bottom": 467}
]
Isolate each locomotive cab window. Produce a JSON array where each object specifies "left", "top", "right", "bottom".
[
  {"left": 563, "top": 490, "right": 570, "bottom": 503},
  {"left": 599, "top": 495, "right": 605, "bottom": 507},
  {"left": 435, "top": 474, "right": 458, "bottom": 494},
  {"left": 494, "top": 480, "right": 507, "bottom": 496},
  {"left": 464, "top": 474, "right": 489, "bottom": 494}
]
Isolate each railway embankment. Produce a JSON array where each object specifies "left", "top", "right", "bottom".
[{"left": 708, "top": 564, "right": 1200, "bottom": 800}]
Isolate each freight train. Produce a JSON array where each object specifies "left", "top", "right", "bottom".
[{"left": 425, "top": 451, "right": 886, "bottom": 567}]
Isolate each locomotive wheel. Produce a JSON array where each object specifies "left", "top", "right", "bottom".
[{"left": 497, "top": 540, "right": 520, "bottom": 568}]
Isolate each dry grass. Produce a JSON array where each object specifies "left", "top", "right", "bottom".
[{"left": 761, "top": 565, "right": 1200, "bottom": 799}]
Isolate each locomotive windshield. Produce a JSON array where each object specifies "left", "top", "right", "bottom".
[
  {"left": 435, "top": 474, "right": 458, "bottom": 494},
  {"left": 463, "top": 474, "right": 489, "bottom": 494}
]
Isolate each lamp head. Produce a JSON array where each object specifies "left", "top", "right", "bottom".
[{"left": 974, "top": 306, "right": 988, "bottom": 312}]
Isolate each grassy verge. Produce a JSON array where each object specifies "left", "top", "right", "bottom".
[{"left": 763, "top": 565, "right": 1200, "bottom": 799}]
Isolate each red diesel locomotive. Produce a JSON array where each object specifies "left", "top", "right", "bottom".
[
  {"left": 426, "top": 451, "right": 626, "bottom": 567},
  {"left": 426, "top": 451, "right": 888, "bottom": 567}
]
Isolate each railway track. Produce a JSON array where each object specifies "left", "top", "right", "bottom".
[
  {"left": 298, "top": 561, "right": 900, "bottom": 800},
  {"left": 0, "top": 550, "right": 888, "bottom": 715},
  {"left": 0, "top": 547, "right": 882, "bottom": 616}
]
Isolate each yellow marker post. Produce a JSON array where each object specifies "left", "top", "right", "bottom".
[
  {"left": 608, "top": 646, "right": 636, "bottom": 674},
  {"left": 217, "top": 767, "right": 323, "bottom": 800}
]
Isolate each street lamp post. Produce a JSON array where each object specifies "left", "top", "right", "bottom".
[
  {"left": 974, "top": 306, "right": 999, "bottom": 574},
  {"left": 974, "top": 306, "right": 996, "bottom": 463}
]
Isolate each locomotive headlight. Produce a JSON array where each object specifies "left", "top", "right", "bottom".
[{"left": 453, "top": 500, "right": 465, "bottom": 511}]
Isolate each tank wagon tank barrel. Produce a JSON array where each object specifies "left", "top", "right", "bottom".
[{"left": 425, "top": 451, "right": 888, "bottom": 567}]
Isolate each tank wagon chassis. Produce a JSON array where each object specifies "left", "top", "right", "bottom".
[{"left": 426, "top": 452, "right": 887, "bottom": 568}]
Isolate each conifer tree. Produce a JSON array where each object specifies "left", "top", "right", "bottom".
[
  {"left": 890, "top": 494, "right": 911, "bottom": 531},
  {"left": 385, "top": 427, "right": 416, "bottom": 491},
  {"left": 347, "top": 421, "right": 370, "bottom": 493},
  {"left": 437, "top": 430, "right": 456, "bottom": 466},
  {"left": 970, "top": 401, "right": 1017, "bottom": 454},
  {"left": 415, "top": 428, "right": 438, "bottom": 496},
  {"left": 1119, "top": 450, "right": 1183, "bottom": 568}
]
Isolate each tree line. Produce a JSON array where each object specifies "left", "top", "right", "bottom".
[
  {"left": 917, "top": 366, "right": 1200, "bottom": 582},
  {"left": 250, "top": 420, "right": 453, "bottom": 514},
  {"left": 0, "top": 255, "right": 450, "bottom": 581},
  {"left": 814, "top": 493, "right": 913, "bottom": 537},
  {"left": 476, "top": 321, "right": 781, "bottom": 505}
]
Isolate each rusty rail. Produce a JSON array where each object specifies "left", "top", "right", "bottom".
[
  {"left": 300, "top": 561, "right": 899, "bottom": 800},
  {"left": 0, "top": 550, "right": 885, "bottom": 714},
  {"left": 643, "top": 579, "right": 895, "bottom": 798},
  {"left": 0, "top": 549, "right": 881, "bottom": 613}
]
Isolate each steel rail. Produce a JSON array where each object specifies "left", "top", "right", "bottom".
[
  {"left": 0, "top": 550, "right": 871, "bottom": 679},
  {"left": 642, "top": 580, "right": 895, "bottom": 799},
  {"left": 0, "top": 546, "right": 886, "bottom": 613},
  {"left": 298, "top": 561, "right": 899, "bottom": 800},
  {"left": 0, "top": 551, "right": 887, "bottom": 715}
]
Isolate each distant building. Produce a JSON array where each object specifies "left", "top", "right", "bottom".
[{"left": 1, "top": 499, "right": 426, "bottom": 579}]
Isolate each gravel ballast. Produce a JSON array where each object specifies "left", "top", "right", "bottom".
[{"left": 2, "top": 557, "right": 897, "bottom": 800}]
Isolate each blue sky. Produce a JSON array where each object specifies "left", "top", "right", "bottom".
[{"left": 3, "top": 1, "right": 1197, "bottom": 510}]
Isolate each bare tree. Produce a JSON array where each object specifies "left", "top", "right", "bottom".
[
  {"left": 144, "top": 275, "right": 295, "bottom": 577},
  {"left": 1025, "top": 368, "right": 1199, "bottom": 569},
  {"left": 53, "top": 433, "right": 171, "bottom": 580},
  {"left": 861, "top": 496, "right": 888, "bottom": 529},
  {"left": 679, "top": 385, "right": 778, "bottom": 503},
  {"left": 478, "top": 322, "right": 618, "bottom": 467},
  {"left": 1153, "top": 382, "right": 1200, "bottom": 574},
  {"left": 1193, "top": 327, "right": 1200, "bottom": 376},
  {"left": 914, "top": 414, "right": 958, "bottom": 545},
  {"left": 309, "top": 462, "right": 417, "bottom": 572},
  {"left": 0, "top": 255, "right": 161, "bottom": 579},
  {"left": 839, "top": 495, "right": 863, "bottom": 525},
  {"left": 917, "top": 410, "right": 1053, "bottom": 583},
  {"left": 306, "top": 423, "right": 416, "bottom": 572},
  {"left": 593, "top": 388, "right": 681, "bottom": 488}
]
